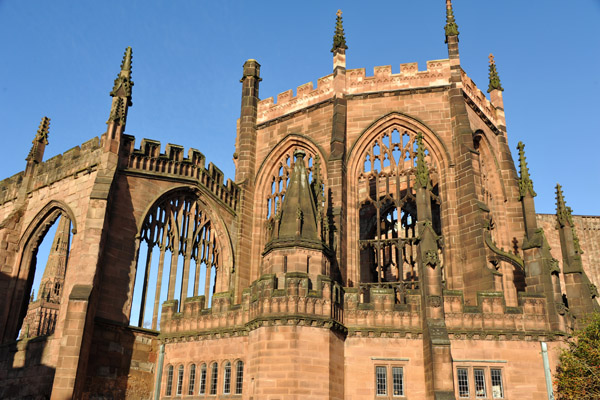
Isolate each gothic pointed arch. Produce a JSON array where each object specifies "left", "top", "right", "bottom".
[
  {"left": 3, "top": 200, "right": 76, "bottom": 341},
  {"left": 251, "top": 135, "right": 329, "bottom": 279},
  {"left": 346, "top": 113, "right": 448, "bottom": 295},
  {"left": 130, "top": 186, "right": 234, "bottom": 330}
]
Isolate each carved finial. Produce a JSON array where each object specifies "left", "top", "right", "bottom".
[
  {"left": 121, "top": 46, "right": 132, "bottom": 73},
  {"left": 35, "top": 116, "right": 50, "bottom": 144},
  {"left": 556, "top": 184, "right": 583, "bottom": 254},
  {"left": 487, "top": 53, "right": 504, "bottom": 93},
  {"left": 331, "top": 9, "right": 348, "bottom": 53},
  {"left": 26, "top": 116, "right": 50, "bottom": 163},
  {"left": 415, "top": 133, "right": 430, "bottom": 189},
  {"left": 517, "top": 141, "right": 536, "bottom": 198},
  {"left": 110, "top": 47, "right": 134, "bottom": 105},
  {"left": 555, "top": 184, "right": 571, "bottom": 228},
  {"left": 444, "top": 0, "right": 459, "bottom": 42}
]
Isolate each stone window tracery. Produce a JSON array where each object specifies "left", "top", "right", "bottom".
[
  {"left": 357, "top": 128, "right": 441, "bottom": 294},
  {"left": 264, "top": 146, "right": 327, "bottom": 242},
  {"left": 131, "top": 190, "right": 220, "bottom": 330}
]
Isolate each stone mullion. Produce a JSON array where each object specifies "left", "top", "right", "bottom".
[
  {"left": 137, "top": 241, "right": 153, "bottom": 327},
  {"left": 180, "top": 203, "right": 197, "bottom": 303},
  {"left": 375, "top": 173, "right": 382, "bottom": 283},
  {"left": 193, "top": 227, "right": 205, "bottom": 297},
  {"left": 167, "top": 199, "right": 184, "bottom": 302},
  {"left": 152, "top": 220, "right": 170, "bottom": 330}
]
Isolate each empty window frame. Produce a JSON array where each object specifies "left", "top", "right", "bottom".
[
  {"left": 188, "top": 364, "right": 196, "bottom": 395},
  {"left": 223, "top": 361, "right": 232, "bottom": 394},
  {"left": 235, "top": 360, "right": 244, "bottom": 394},
  {"left": 210, "top": 362, "right": 219, "bottom": 395},
  {"left": 165, "top": 365, "right": 174, "bottom": 396},
  {"left": 457, "top": 368, "right": 469, "bottom": 398},
  {"left": 199, "top": 363, "right": 207, "bottom": 395},
  {"left": 491, "top": 369, "right": 504, "bottom": 398}
]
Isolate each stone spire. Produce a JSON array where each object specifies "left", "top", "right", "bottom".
[
  {"left": 444, "top": 0, "right": 459, "bottom": 43},
  {"left": 26, "top": 116, "right": 50, "bottom": 164},
  {"left": 415, "top": 133, "right": 430, "bottom": 189},
  {"left": 107, "top": 47, "right": 134, "bottom": 125},
  {"left": 273, "top": 150, "right": 320, "bottom": 243},
  {"left": 487, "top": 54, "right": 504, "bottom": 93},
  {"left": 517, "top": 141, "right": 536, "bottom": 198},
  {"left": 555, "top": 184, "right": 582, "bottom": 254},
  {"left": 331, "top": 9, "right": 348, "bottom": 53}
]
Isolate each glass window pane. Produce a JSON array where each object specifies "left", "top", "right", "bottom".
[
  {"left": 392, "top": 367, "right": 404, "bottom": 396},
  {"left": 166, "top": 365, "right": 173, "bottom": 396},
  {"left": 210, "top": 362, "right": 218, "bottom": 395},
  {"left": 236, "top": 361, "right": 244, "bottom": 394},
  {"left": 491, "top": 369, "right": 504, "bottom": 398},
  {"left": 188, "top": 364, "right": 196, "bottom": 395},
  {"left": 223, "top": 362, "right": 231, "bottom": 394},
  {"left": 176, "top": 365, "right": 184, "bottom": 395},
  {"left": 376, "top": 366, "right": 387, "bottom": 396},
  {"left": 457, "top": 368, "right": 469, "bottom": 398},
  {"left": 199, "top": 364, "right": 207, "bottom": 394},
  {"left": 474, "top": 368, "right": 486, "bottom": 397}
]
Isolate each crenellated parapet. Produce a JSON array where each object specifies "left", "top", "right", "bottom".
[
  {"left": 121, "top": 135, "right": 239, "bottom": 211},
  {"left": 257, "top": 74, "right": 335, "bottom": 124},
  {"left": 443, "top": 291, "right": 560, "bottom": 334},
  {"left": 346, "top": 60, "right": 450, "bottom": 95},
  {"left": 461, "top": 69, "right": 501, "bottom": 131},
  {"left": 158, "top": 272, "right": 344, "bottom": 339},
  {"left": 256, "top": 60, "right": 451, "bottom": 125}
]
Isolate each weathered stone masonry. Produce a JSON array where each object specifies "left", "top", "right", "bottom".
[{"left": 1, "top": 4, "right": 599, "bottom": 400}]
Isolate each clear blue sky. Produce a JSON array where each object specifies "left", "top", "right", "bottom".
[{"left": 1, "top": 0, "right": 599, "bottom": 215}]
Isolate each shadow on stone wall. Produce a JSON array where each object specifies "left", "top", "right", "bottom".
[{"left": 0, "top": 271, "right": 56, "bottom": 400}]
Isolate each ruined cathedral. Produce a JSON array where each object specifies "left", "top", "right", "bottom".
[{"left": 2, "top": 3, "right": 600, "bottom": 400}]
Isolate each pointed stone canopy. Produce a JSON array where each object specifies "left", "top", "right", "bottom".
[
  {"left": 415, "top": 133, "right": 430, "bottom": 189},
  {"left": 487, "top": 54, "right": 504, "bottom": 93},
  {"left": 555, "top": 184, "right": 573, "bottom": 228},
  {"left": 277, "top": 150, "right": 320, "bottom": 241},
  {"left": 110, "top": 46, "right": 134, "bottom": 105},
  {"left": 26, "top": 116, "right": 50, "bottom": 163},
  {"left": 555, "top": 183, "right": 584, "bottom": 255},
  {"left": 517, "top": 141, "right": 536, "bottom": 198},
  {"left": 331, "top": 9, "right": 348, "bottom": 53},
  {"left": 444, "top": 0, "right": 459, "bottom": 42}
]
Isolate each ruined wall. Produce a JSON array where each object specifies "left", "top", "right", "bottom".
[{"left": 538, "top": 213, "right": 600, "bottom": 288}]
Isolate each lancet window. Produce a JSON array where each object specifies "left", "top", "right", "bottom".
[
  {"left": 131, "top": 191, "right": 220, "bottom": 330},
  {"left": 17, "top": 212, "right": 72, "bottom": 340},
  {"left": 357, "top": 128, "right": 441, "bottom": 293},
  {"left": 264, "top": 147, "right": 327, "bottom": 241}
]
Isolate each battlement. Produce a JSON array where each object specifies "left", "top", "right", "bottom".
[
  {"left": 121, "top": 135, "right": 239, "bottom": 211},
  {"left": 257, "top": 74, "right": 335, "bottom": 124},
  {"left": 159, "top": 273, "right": 343, "bottom": 337},
  {"left": 460, "top": 69, "right": 499, "bottom": 126},
  {"left": 256, "top": 60, "right": 451, "bottom": 124}
]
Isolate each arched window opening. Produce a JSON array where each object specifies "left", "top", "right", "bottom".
[
  {"left": 131, "top": 191, "right": 220, "bottom": 330},
  {"left": 18, "top": 214, "right": 72, "bottom": 339},
  {"left": 165, "top": 365, "right": 174, "bottom": 396},
  {"left": 265, "top": 147, "right": 327, "bottom": 245},
  {"left": 210, "top": 362, "right": 219, "bottom": 395},
  {"left": 176, "top": 365, "right": 184, "bottom": 395},
  {"left": 235, "top": 360, "right": 244, "bottom": 394},
  {"left": 188, "top": 364, "right": 196, "bottom": 395},
  {"left": 357, "top": 129, "right": 441, "bottom": 302},
  {"left": 199, "top": 363, "right": 207, "bottom": 395},
  {"left": 223, "top": 361, "right": 232, "bottom": 394}
]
